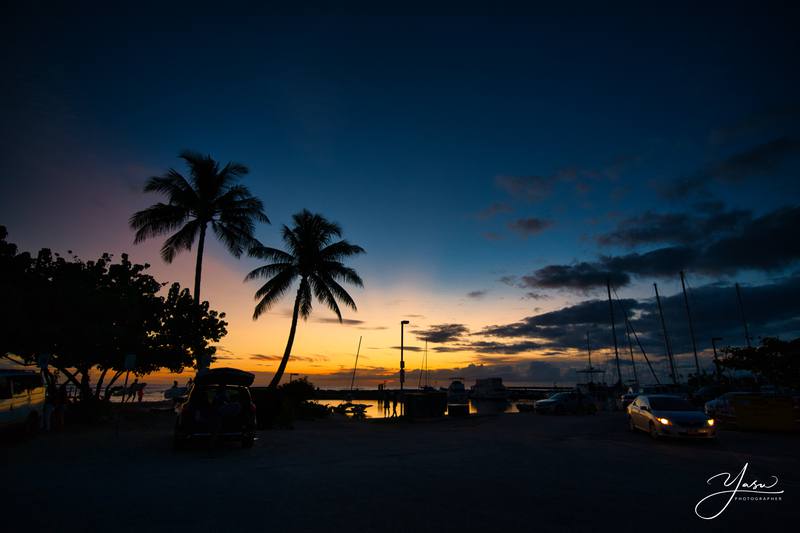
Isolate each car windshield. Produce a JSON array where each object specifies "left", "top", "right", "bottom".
[
  {"left": 549, "top": 393, "right": 570, "bottom": 400},
  {"left": 649, "top": 397, "right": 696, "bottom": 411}
]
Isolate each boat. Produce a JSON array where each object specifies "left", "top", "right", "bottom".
[
  {"left": 447, "top": 378, "right": 469, "bottom": 416},
  {"left": 470, "top": 378, "right": 509, "bottom": 400}
]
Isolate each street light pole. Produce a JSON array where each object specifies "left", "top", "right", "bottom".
[{"left": 400, "top": 320, "right": 409, "bottom": 393}]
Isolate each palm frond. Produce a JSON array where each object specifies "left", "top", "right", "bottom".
[
  {"left": 160, "top": 220, "right": 201, "bottom": 263},
  {"left": 130, "top": 203, "right": 191, "bottom": 243},
  {"left": 309, "top": 274, "right": 342, "bottom": 321},
  {"left": 298, "top": 277, "right": 313, "bottom": 319},
  {"left": 320, "top": 240, "right": 366, "bottom": 261},
  {"left": 319, "top": 273, "right": 358, "bottom": 311},
  {"left": 244, "top": 262, "right": 295, "bottom": 282},
  {"left": 248, "top": 245, "right": 294, "bottom": 263},
  {"left": 211, "top": 221, "right": 261, "bottom": 258},
  {"left": 323, "top": 262, "right": 364, "bottom": 287},
  {"left": 252, "top": 269, "right": 297, "bottom": 319}
]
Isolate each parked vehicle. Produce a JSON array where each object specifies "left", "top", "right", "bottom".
[
  {"left": 704, "top": 392, "right": 757, "bottom": 425},
  {"left": 0, "top": 370, "right": 46, "bottom": 433},
  {"left": 534, "top": 391, "right": 596, "bottom": 415},
  {"left": 690, "top": 385, "right": 729, "bottom": 406},
  {"left": 627, "top": 394, "right": 716, "bottom": 439},
  {"left": 174, "top": 368, "right": 257, "bottom": 449},
  {"left": 617, "top": 392, "right": 638, "bottom": 410}
]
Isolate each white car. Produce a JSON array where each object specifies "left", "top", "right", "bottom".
[
  {"left": 0, "top": 370, "right": 46, "bottom": 433},
  {"left": 627, "top": 394, "right": 716, "bottom": 439}
]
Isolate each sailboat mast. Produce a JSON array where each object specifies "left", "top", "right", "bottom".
[
  {"left": 349, "top": 336, "right": 362, "bottom": 392},
  {"left": 607, "top": 279, "right": 622, "bottom": 386},
  {"left": 680, "top": 271, "right": 701, "bottom": 378},
  {"left": 735, "top": 283, "right": 752, "bottom": 348},
  {"left": 625, "top": 320, "right": 638, "bottom": 385},
  {"left": 425, "top": 340, "right": 429, "bottom": 387},
  {"left": 586, "top": 331, "right": 593, "bottom": 384},
  {"left": 654, "top": 283, "right": 678, "bottom": 384},
  {"left": 613, "top": 289, "right": 660, "bottom": 385}
]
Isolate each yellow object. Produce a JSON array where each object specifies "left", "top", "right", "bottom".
[
  {"left": 657, "top": 417, "right": 671, "bottom": 425},
  {"left": 707, "top": 419, "right": 715, "bottom": 426}
]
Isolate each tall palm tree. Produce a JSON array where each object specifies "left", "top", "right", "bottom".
[
  {"left": 130, "top": 150, "right": 269, "bottom": 303},
  {"left": 246, "top": 210, "right": 365, "bottom": 388}
]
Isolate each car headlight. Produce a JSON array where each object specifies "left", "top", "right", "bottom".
[
  {"left": 657, "top": 417, "right": 671, "bottom": 425},
  {"left": 707, "top": 419, "right": 715, "bottom": 426}
]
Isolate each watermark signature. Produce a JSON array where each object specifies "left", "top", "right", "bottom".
[{"left": 695, "top": 462, "right": 784, "bottom": 520}]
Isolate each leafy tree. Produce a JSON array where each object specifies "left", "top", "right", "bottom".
[
  {"left": 246, "top": 210, "right": 364, "bottom": 388},
  {"left": 720, "top": 337, "right": 800, "bottom": 389},
  {"left": 129, "top": 150, "right": 269, "bottom": 304},
  {"left": 0, "top": 227, "right": 228, "bottom": 401}
]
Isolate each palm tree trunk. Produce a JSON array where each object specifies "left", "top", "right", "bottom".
[
  {"left": 269, "top": 283, "right": 303, "bottom": 389},
  {"left": 194, "top": 223, "right": 207, "bottom": 303}
]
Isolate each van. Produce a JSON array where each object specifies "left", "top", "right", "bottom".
[{"left": 0, "top": 370, "right": 46, "bottom": 433}]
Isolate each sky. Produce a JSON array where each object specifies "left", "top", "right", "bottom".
[{"left": 2, "top": 9, "right": 800, "bottom": 388}]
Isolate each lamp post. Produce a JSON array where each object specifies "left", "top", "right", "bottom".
[
  {"left": 400, "top": 320, "right": 409, "bottom": 393},
  {"left": 711, "top": 337, "right": 723, "bottom": 382}
]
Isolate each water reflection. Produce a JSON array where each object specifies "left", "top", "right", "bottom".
[{"left": 318, "top": 399, "right": 519, "bottom": 418}]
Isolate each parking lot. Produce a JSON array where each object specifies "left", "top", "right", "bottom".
[{"left": 2, "top": 410, "right": 797, "bottom": 532}]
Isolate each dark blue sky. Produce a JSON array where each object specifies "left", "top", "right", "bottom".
[{"left": 2, "top": 10, "right": 799, "bottom": 383}]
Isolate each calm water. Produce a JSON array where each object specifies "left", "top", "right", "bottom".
[{"left": 318, "top": 399, "right": 522, "bottom": 418}]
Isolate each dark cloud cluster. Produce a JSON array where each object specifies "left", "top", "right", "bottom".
[
  {"left": 597, "top": 207, "right": 750, "bottom": 247},
  {"left": 710, "top": 104, "right": 800, "bottom": 145},
  {"left": 662, "top": 137, "right": 800, "bottom": 198},
  {"left": 520, "top": 205, "right": 800, "bottom": 291},
  {"left": 519, "top": 262, "right": 631, "bottom": 292},
  {"left": 466, "top": 290, "right": 487, "bottom": 299},
  {"left": 507, "top": 217, "right": 552, "bottom": 237},
  {"left": 411, "top": 323, "right": 469, "bottom": 343},
  {"left": 479, "top": 276, "right": 800, "bottom": 362}
]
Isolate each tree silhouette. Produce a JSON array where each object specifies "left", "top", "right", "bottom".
[
  {"left": 0, "top": 227, "right": 228, "bottom": 401},
  {"left": 129, "top": 150, "right": 269, "bottom": 303},
  {"left": 246, "top": 210, "right": 364, "bottom": 388}
]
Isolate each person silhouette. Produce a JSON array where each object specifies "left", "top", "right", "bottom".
[
  {"left": 128, "top": 378, "right": 139, "bottom": 402},
  {"left": 392, "top": 394, "right": 398, "bottom": 417}
]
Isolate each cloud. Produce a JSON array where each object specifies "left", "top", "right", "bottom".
[
  {"left": 411, "top": 323, "right": 470, "bottom": 343},
  {"left": 523, "top": 361, "right": 564, "bottom": 382},
  {"left": 523, "top": 291, "right": 549, "bottom": 300},
  {"left": 519, "top": 205, "right": 800, "bottom": 292},
  {"left": 250, "top": 353, "right": 281, "bottom": 361},
  {"left": 507, "top": 217, "right": 553, "bottom": 237},
  {"left": 475, "top": 202, "right": 512, "bottom": 220},
  {"left": 469, "top": 340, "right": 543, "bottom": 354},
  {"left": 495, "top": 175, "right": 554, "bottom": 202},
  {"left": 710, "top": 104, "right": 800, "bottom": 145},
  {"left": 479, "top": 275, "right": 800, "bottom": 362},
  {"left": 250, "top": 353, "right": 329, "bottom": 363},
  {"left": 662, "top": 137, "right": 800, "bottom": 198},
  {"left": 466, "top": 290, "right": 488, "bottom": 299},
  {"left": 519, "top": 263, "right": 631, "bottom": 292},
  {"left": 597, "top": 208, "right": 750, "bottom": 247},
  {"left": 315, "top": 318, "right": 365, "bottom": 325},
  {"left": 389, "top": 345, "right": 423, "bottom": 352}
]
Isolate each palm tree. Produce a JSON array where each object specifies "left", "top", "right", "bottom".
[
  {"left": 130, "top": 150, "right": 269, "bottom": 303},
  {"left": 246, "top": 210, "right": 365, "bottom": 388}
]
